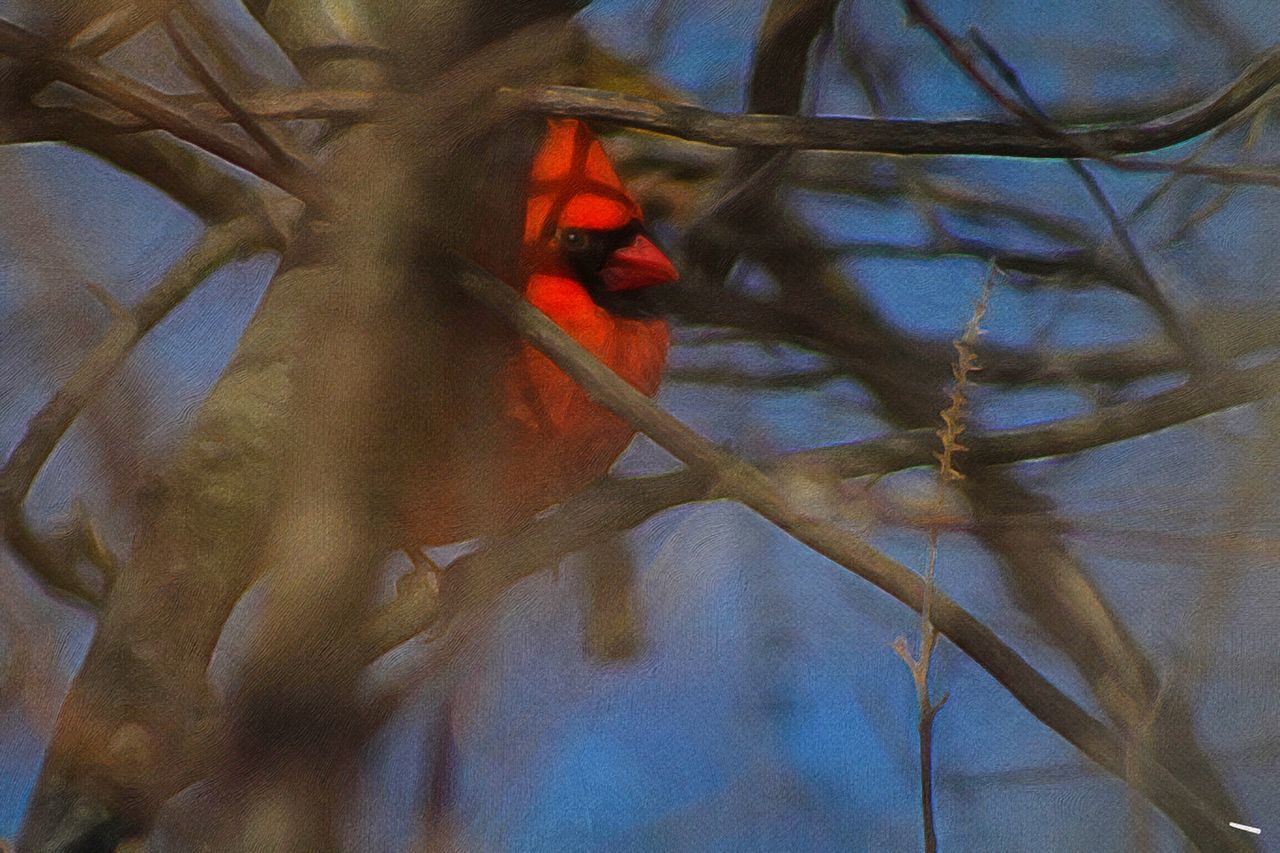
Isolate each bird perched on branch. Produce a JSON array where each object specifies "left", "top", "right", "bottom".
[{"left": 404, "top": 118, "right": 678, "bottom": 546}]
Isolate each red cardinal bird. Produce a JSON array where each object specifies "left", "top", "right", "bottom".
[{"left": 406, "top": 118, "right": 678, "bottom": 545}]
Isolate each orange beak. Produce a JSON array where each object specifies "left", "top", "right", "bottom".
[{"left": 600, "top": 234, "right": 679, "bottom": 292}]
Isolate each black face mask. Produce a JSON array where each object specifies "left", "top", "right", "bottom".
[{"left": 556, "top": 220, "right": 670, "bottom": 319}]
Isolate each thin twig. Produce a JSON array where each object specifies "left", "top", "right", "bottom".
[
  {"left": 1159, "top": 105, "right": 1269, "bottom": 247},
  {"left": 163, "top": 13, "right": 304, "bottom": 172},
  {"left": 901, "top": 0, "right": 1270, "bottom": 211},
  {"left": 899, "top": 0, "right": 1200, "bottom": 364},
  {"left": 1129, "top": 92, "right": 1275, "bottom": 221},
  {"left": 901, "top": 0, "right": 1043, "bottom": 127},
  {"left": 0, "top": 19, "right": 329, "bottom": 211},
  {"left": 964, "top": 28, "right": 1204, "bottom": 365}
]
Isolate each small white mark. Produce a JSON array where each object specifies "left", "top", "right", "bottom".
[{"left": 1229, "top": 821, "right": 1261, "bottom": 835}]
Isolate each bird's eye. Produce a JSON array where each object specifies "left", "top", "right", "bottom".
[{"left": 561, "top": 228, "right": 585, "bottom": 248}]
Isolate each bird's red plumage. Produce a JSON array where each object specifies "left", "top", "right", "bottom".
[{"left": 406, "top": 119, "right": 674, "bottom": 545}]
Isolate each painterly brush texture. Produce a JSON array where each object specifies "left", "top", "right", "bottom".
[{"left": 1, "top": 1, "right": 1278, "bottom": 851}]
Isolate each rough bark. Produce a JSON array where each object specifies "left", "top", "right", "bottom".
[{"left": 16, "top": 2, "right": 581, "bottom": 849}]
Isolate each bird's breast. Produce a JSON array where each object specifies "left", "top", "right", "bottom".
[
  {"left": 510, "top": 273, "right": 669, "bottom": 441},
  {"left": 405, "top": 274, "right": 669, "bottom": 546}
]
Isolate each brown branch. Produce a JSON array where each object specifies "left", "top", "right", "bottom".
[
  {"left": 1129, "top": 91, "right": 1273, "bottom": 221},
  {"left": 65, "top": 7, "right": 166, "bottom": 55},
  {"left": 878, "top": 0, "right": 1264, "bottom": 212},
  {"left": 26, "top": 76, "right": 1280, "bottom": 190},
  {"left": 676, "top": 246, "right": 1280, "bottom": 388},
  {"left": 36, "top": 36, "right": 1280, "bottom": 164},
  {"left": 369, "top": 344, "right": 1280, "bottom": 671},
  {"left": 49, "top": 104, "right": 1280, "bottom": 199},
  {"left": 44, "top": 90, "right": 1280, "bottom": 194},
  {"left": 371, "top": 334, "right": 1280, "bottom": 660},
  {"left": 896, "top": 268, "right": 990, "bottom": 853},
  {"left": 697, "top": 189, "right": 1248, "bottom": 824},
  {"left": 163, "top": 13, "right": 303, "bottom": 172},
  {"left": 1, "top": 90, "right": 378, "bottom": 140},
  {"left": 175, "top": 2, "right": 277, "bottom": 92},
  {"left": 448, "top": 257, "right": 1243, "bottom": 850},
  {"left": 794, "top": 217, "right": 1140, "bottom": 291},
  {"left": 901, "top": 1, "right": 1196, "bottom": 357},
  {"left": 0, "top": 18, "right": 329, "bottom": 211},
  {"left": 364, "top": 476, "right": 705, "bottom": 663},
  {"left": 794, "top": 357, "right": 1280, "bottom": 479},
  {"left": 0, "top": 99, "right": 279, "bottom": 224},
  {"left": 667, "top": 365, "right": 845, "bottom": 388},
  {"left": 710, "top": 213, "right": 1251, "bottom": 836},
  {"left": 522, "top": 40, "right": 1280, "bottom": 157},
  {"left": 901, "top": 0, "right": 1044, "bottom": 128},
  {"left": 0, "top": 215, "right": 274, "bottom": 607},
  {"left": 1093, "top": 151, "right": 1280, "bottom": 188}
]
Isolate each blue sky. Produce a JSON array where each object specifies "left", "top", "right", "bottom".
[{"left": 2, "top": 0, "right": 1279, "bottom": 849}]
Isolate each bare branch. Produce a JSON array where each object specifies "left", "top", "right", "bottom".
[
  {"left": 30, "top": 63, "right": 1280, "bottom": 185},
  {"left": 897, "top": 267, "right": 992, "bottom": 853},
  {"left": 522, "top": 41, "right": 1280, "bottom": 157},
  {"left": 0, "top": 18, "right": 328, "bottom": 210},
  {"left": 0, "top": 215, "right": 275, "bottom": 606},
  {"left": 163, "top": 13, "right": 304, "bottom": 172},
  {"left": 979, "top": 303, "right": 1280, "bottom": 385},
  {"left": 900, "top": 0, "right": 1199, "bottom": 359},
  {"left": 46, "top": 51, "right": 1276, "bottom": 172},
  {"left": 796, "top": 357, "right": 1280, "bottom": 479},
  {"left": 960, "top": 27, "right": 1202, "bottom": 363},
  {"left": 371, "top": 302, "right": 1280, "bottom": 666},
  {"left": 450, "top": 256, "right": 1244, "bottom": 851}
]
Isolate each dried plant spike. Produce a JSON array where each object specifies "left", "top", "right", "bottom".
[
  {"left": 936, "top": 265, "right": 996, "bottom": 484},
  {"left": 898, "top": 261, "right": 998, "bottom": 852}
]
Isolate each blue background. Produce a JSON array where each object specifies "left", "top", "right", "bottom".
[{"left": 2, "top": 0, "right": 1278, "bottom": 849}]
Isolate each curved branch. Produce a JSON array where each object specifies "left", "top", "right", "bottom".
[
  {"left": 792, "top": 357, "right": 1280, "bottom": 479},
  {"left": 523, "top": 41, "right": 1280, "bottom": 157},
  {"left": 0, "top": 215, "right": 274, "bottom": 607},
  {"left": 449, "top": 256, "right": 1243, "bottom": 851}
]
